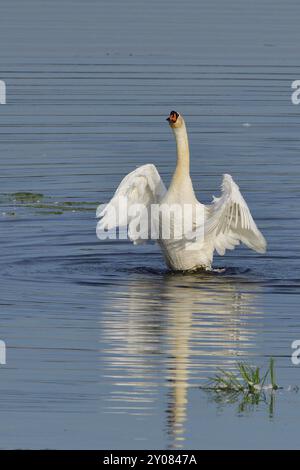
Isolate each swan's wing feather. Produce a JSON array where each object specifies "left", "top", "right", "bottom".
[
  {"left": 205, "top": 174, "right": 267, "bottom": 255},
  {"left": 96, "top": 164, "right": 166, "bottom": 244}
]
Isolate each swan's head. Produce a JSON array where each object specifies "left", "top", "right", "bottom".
[{"left": 166, "top": 110, "right": 184, "bottom": 129}]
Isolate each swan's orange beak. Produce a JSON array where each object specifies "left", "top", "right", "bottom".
[{"left": 166, "top": 110, "right": 179, "bottom": 124}]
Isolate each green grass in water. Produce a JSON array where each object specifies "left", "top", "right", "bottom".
[
  {"left": 4, "top": 192, "right": 96, "bottom": 214},
  {"left": 201, "top": 358, "right": 280, "bottom": 416},
  {"left": 207, "top": 358, "right": 278, "bottom": 393},
  {"left": 12, "top": 192, "right": 44, "bottom": 203}
]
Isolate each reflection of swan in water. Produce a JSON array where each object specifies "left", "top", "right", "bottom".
[{"left": 100, "top": 271, "right": 262, "bottom": 448}]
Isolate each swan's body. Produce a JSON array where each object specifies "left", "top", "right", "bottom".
[{"left": 97, "top": 111, "right": 266, "bottom": 271}]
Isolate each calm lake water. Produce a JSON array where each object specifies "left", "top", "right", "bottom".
[{"left": 0, "top": 0, "right": 300, "bottom": 449}]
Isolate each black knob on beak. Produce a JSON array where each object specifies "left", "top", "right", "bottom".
[{"left": 166, "top": 110, "right": 179, "bottom": 123}]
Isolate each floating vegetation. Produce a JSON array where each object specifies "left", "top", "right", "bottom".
[
  {"left": 12, "top": 192, "right": 44, "bottom": 203},
  {"left": 208, "top": 358, "right": 279, "bottom": 393},
  {"left": 201, "top": 358, "right": 281, "bottom": 417},
  {"left": 35, "top": 210, "right": 64, "bottom": 215},
  {"left": 32, "top": 202, "right": 96, "bottom": 213},
  {"left": 1, "top": 192, "right": 97, "bottom": 216}
]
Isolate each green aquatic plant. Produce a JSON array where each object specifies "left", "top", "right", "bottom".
[
  {"left": 33, "top": 202, "right": 95, "bottom": 212},
  {"left": 205, "top": 358, "right": 279, "bottom": 393},
  {"left": 2, "top": 192, "right": 97, "bottom": 215},
  {"left": 201, "top": 358, "right": 280, "bottom": 417},
  {"left": 269, "top": 357, "right": 278, "bottom": 390},
  {"left": 12, "top": 192, "right": 44, "bottom": 203}
]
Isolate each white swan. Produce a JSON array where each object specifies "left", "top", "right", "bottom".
[{"left": 97, "top": 111, "right": 266, "bottom": 271}]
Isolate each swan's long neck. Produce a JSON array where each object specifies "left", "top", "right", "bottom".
[
  {"left": 169, "top": 120, "right": 193, "bottom": 194},
  {"left": 173, "top": 122, "right": 190, "bottom": 177}
]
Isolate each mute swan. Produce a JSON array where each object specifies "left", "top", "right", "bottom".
[{"left": 97, "top": 111, "right": 266, "bottom": 271}]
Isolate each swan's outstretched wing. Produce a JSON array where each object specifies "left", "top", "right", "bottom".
[
  {"left": 96, "top": 164, "right": 166, "bottom": 244},
  {"left": 205, "top": 174, "right": 267, "bottom": 255}
]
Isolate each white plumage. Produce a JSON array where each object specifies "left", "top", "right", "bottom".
[
  {"left": 97, "top": 111, "right": 266, "bottom": 271},
  {"left": 96, "top": 163, "right": 166, "bottom": 244},
  {"left": 206, "top": 174, "right": 266, "bottom": 256}
]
